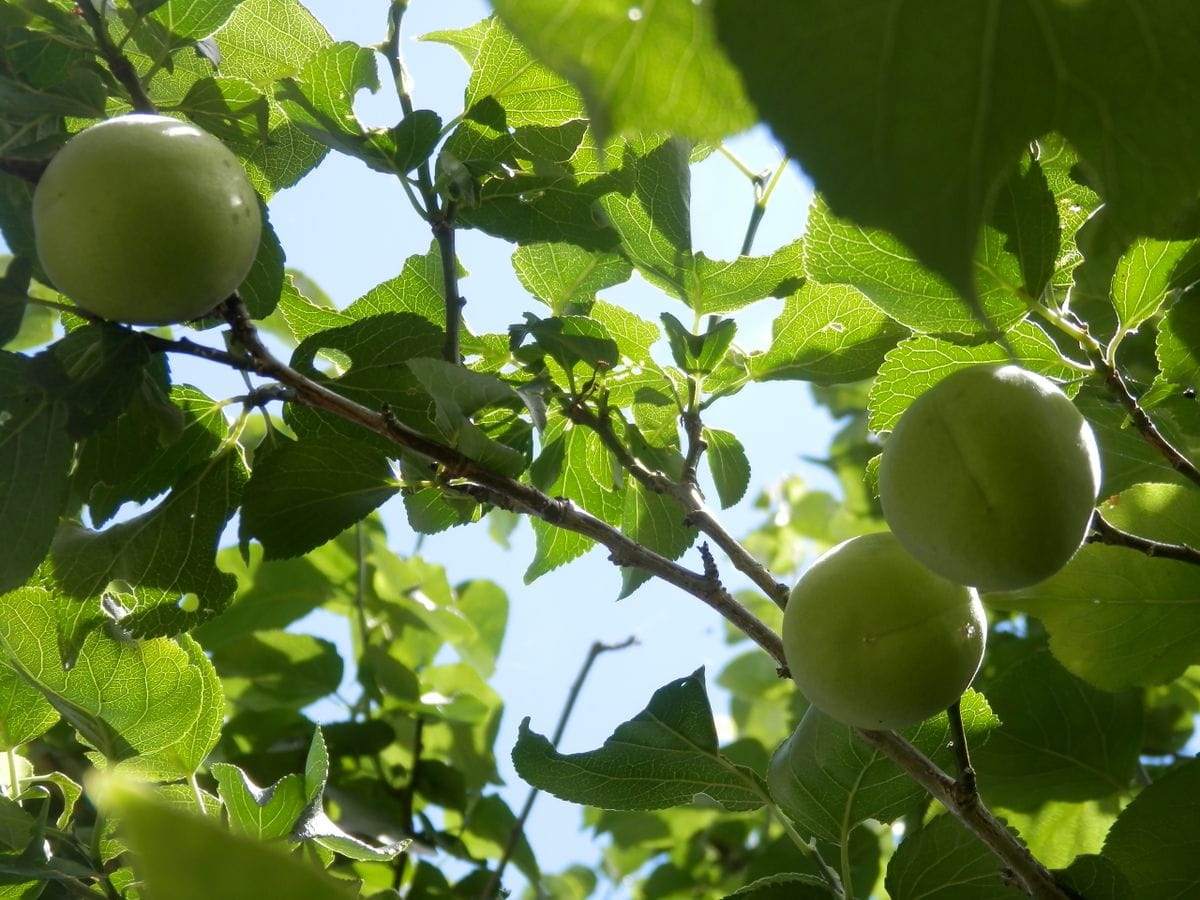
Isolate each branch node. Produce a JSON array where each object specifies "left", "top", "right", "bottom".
[{"left": 699, "top": 542, "right": 721, "bottom": 587}]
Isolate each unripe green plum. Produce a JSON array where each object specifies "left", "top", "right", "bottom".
[
  {"left": 878, "top": 364, "right": 1101, "bottom": 591},
  {"left": 782, "top": 532, "right": 986, "bottom": 731},
  {"left": 33, "top": 114, "right": 261, "bottom": 325}
]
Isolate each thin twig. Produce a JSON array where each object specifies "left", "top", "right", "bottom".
[
  {"left": 740, "top": 156, "right": 789, "bottom": 256},
  {"left": 854, "top": 730, "right": 1080, "bottom": 899},
  {"left": 76, "top": 1, "right": 156, "bottom": 114},
  {"left": 484, "top": 637, "right": 637, "bottom": 899},
  {"left": 1086, "top": 510, "right": 1200, "bottom": 565},
  {"left": 380, "top": 1, "right": 462, "bottom": 364},
  {"left": 434, "top": 204, "right": 463, "bottom": 364},
  {"left": 680, "top": 377, "right": 706, "bottom": 487},
  {"left": 139, "top": 331, "right": 257, "bottom": 371}
]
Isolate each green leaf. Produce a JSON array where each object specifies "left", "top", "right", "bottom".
[
  {"left": 390, "top": 110, "right": 443, "bottom": 174},
  {"left": 618, "top": 481, "right": 697, "bottom": 598},
  {"left": 988, "top": 484, "right": 1200, "bottom": 690},
  {"left": 297, "top": 808, "right": 407, "bottom": 862},
  {"left": 405, "top": 358, "right": 531, "bottom": 478},
  {"left": 767, "top": 693, "right": 997, "bottom": 843},
  {"left": 751, "top": 281, "right": 907, "bottom": 385},
  {"left": 212, "top": 631, "right": 343, "bottom": 711},
  {"left": 867, "top": 323, "right": 1082, "bottom": 433},
  {"left": 212, "top": 0, "right": 331, "bottom": 89},
  {"left": 49, "top": 449, "right": 247, "bottom": 638},
  {"left": 0, "top": 658, "right": 58, "bottom": 751},
  {"left": 371, "top": 555, "right": 507, "bottom": 679},
  {"left": 28, "top": 771, "right": 82, "bottom": 832},
  {"left": 1102, "top": 757, "right": 1200, "bottom": 899},
  {"left": 194, "top": 539, "right": 350, "bottom": 650},
  {"left": 512, "top": 668, "right": 766, "bottom": 811},
  {"left": 661, "top": 313, "right": 737, "bottom": 376},
  {"left": 444, "top": 794, "right": 539, "bottom": 883},
  {"left": 0, "top": 39, "right": 106, "bottom": 123},
  {"left": 0, "top": 256, "right": 37, "bottom": 350},
  {"left": 0, "top": 589, "right": 211, "bottom": 771},
  {"left": 723, "top": 873, "right": 831, "bottom": 899},
  {"left": 238, "top": 213, "right": 285, "bottom": 320},
  {"left": 402, "top": 488, "right": 481, "bottom": 536},
  {"left": 212, "top": 764, "right": 306, "bottom": 841},
  {"left": 589, "top": 301, "right": 660, "bottom": 368},
  {"left": 68, "top": 631, "right": 210, "bottom": 771},
  {"left": 1058, "top": 855, "right": 1135, "bottom": 900},
  {"left": 455, "top": 580, "right": 509, "bottom": 681},
  {"left": 512, "top": 243, "right": 633, "bottom": 314},
  {"left": 997, "top": 799, "right": 1121, "bottom": 871},
  {"left": 1157, "top": 290, "right": 1200, "bottom": 387},
  {"left": 600, "top": 137, "right": 692, "bottom": 298},
  {"left": 116, "top": 634, "right": 224, "bottom": 782},
  {"left": 303, "top": 726, "right": 328, "bottom": 803},
  {"left": 239, "top": 435, "right": 398, "bottom": 561},
  {"left": 885, "top": 814, "right": 1025, "bottom": 899},
  {"left": 1112, "top": 238, "right": 1196, "bottom": 340},
  {"left": 702, "top": 427, "right": 750, "bottom": 509},
  {"left": 525, "top": 420, "right": 619, "bottom": 580},
  {"left": 49, "top": 324, "right": 150, "bottom": 438},
  {"left": 449, "top": 123, "right": 621, "bottom": 250},
  {"left": 74, "top": 383, "right": 231, "bottom": 527},
  {"left": 192, "top": 0, "right": 331, "bottom": 195},
  {"left": 344, "top": 242, "right": 448, "bottom": 324},
  {"left": 95, "top": 777, "right": 356, "bottom": 900},
  {"left": 175, "top": 76, "right": 271, "bottom": 150},
  {"left": 492, "top": 0, "right": 754, "bottom": 142},
  {"left": 521, "top": 314, "right": 621, "bottom": 374},
  {"left": 716, "top": 0, "right": 1200, "bottom": 305},
  {"left": 973, "top": 649, "right": 1141, "bottom": 808},
  {"left": 453, "top": 16, "right": 585, "bottom": 128},
  {"left": 150, "top": 0, "right": 242, "bottom": 40},
  {"left": 690, "top": 240, "right": 805, "bottom": 316},
  {"left": 802, "top": 196, "right": 1028, "bottom": 336},
  {"left": 990, "top": 151, "right": 1060, "bottom": 304},
  {"left": 0, "top": 795, "right": 35, "bottom": 853},
  {"left": 287, "top": 311, "right": 444, "bottom": 447},
  {"left": 0, "top": 352, "right": 72, "bottom": 593},
  {"left": 276, "top": 42, "right": 425, "bottom": 177}
]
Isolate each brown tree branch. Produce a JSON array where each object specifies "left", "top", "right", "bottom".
[
  {"left": 1086, "top": 510, "right": 1200, "bottom": 565},
  {"left": 1087, "top": 346, "right": 1200, "bottom": 489},
  {"left": 218, "top": 297, "right": 786, "bottom": 664},
  {"left": 854, "top": 729, "right": 1079, "bottom": 900}
]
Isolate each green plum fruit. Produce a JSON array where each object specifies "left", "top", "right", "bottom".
[
  {"left": 33, "top": 114, "right": 262, "bottom": 326},
  {"left": 782, "top": 532, "right": 986, "bottom": 731},
  {"left": 878, "top": 364, "right": 1101, "bottom": 591}
]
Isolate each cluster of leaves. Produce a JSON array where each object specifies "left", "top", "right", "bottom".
[{"left": 1, "top": 0, "right": 1200, "bottom": 899}]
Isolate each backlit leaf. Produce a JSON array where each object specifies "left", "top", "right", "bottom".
[{"left": 513, "top": 669, "right": 765, "bottom": 811}]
